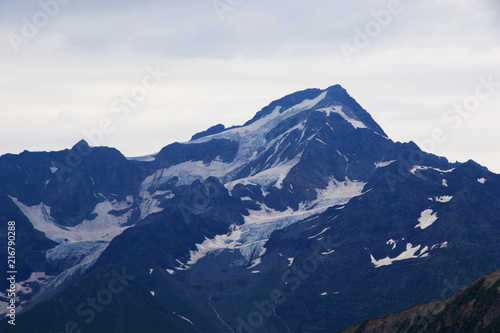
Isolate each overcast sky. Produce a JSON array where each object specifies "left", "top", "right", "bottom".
[{"left": 1, "top": 0, "right": 499, "bottom": 172}]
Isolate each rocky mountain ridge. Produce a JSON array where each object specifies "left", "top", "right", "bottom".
[{"left": 1, "top": 84, "right": 499, "bottom": 332}]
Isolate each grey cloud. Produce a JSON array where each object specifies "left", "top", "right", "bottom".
[{"left": 0, "top": 0, "right": 499, "bottom": 172}]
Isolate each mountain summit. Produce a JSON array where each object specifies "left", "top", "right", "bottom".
[
  {"left": 1, "top": 85, "right": 499, "bottom": 332},
  {"left": 241, "top": 84, "right": 386, "bottom": 136}
]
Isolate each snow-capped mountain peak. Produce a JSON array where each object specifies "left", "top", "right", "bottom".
[{"left": 2, "top": 85, "right": 499, "bottom": 333}]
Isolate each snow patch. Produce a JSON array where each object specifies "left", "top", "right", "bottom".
[
  {"left": 442, "top": 179, "right": 448, "bottom": 187},
  {"left": 166, "top": 269, "right": 175, "bottom": 275},
  {"left": 375, "top": 160, "right": 396, "bottom": 168},
  {"left": 302, "top": 178, "right": 366, "bottom": 212},
  {"left": 127, "top": 154, "right": 156, "bottom": 162},
  {"left": 0, "top": 301, "right": 10, "bottom": 315},
  {"left": 370, "top": 243, "right": 429, "bottom": 268},
  {"left": 386, "top": 239, "right": 397, "bottom": 250},
  {"left": 435, "top": 196, "right": 452, "bottom": 203},
  {"left": 71, "top": 199, "right": 134, "bottom": 242},
  {"left": 43, "top": 243, "right": 108, "bottom": 292},
  {"left": 141, "top": 161, "right": 236, "bottom": 190},
  {"left": 248, "top": 257, "right": 261, "bottom": 269},
  {"left": 477, "top": 178, "right": 487, "bottom": 184},
  {"left": 316, "top": 106, "right": 367, "bottom": 129},
  {"left": 46, "top": 241, "right": 108, "bottom": 265},
  {"left": 288, "top": 91, "right": 329, "bottom": 112},
  {"left": 16, "top": 283, "right": 32, "bottom": 295},
  {"left": 181, "top": 230, "right": 244, "bottom": 268},
  {"left": 24, "top": 272, "right": 50, "bottom": 284},
  {"left": 415, "top": 209, "right": 438, "bottom": 229},
  {"left": 225, "top": 155, "right": 302, "bottom": 191},
  {"left": 431, "top": 241, "right": 448, "bottom": 250},
  {"left": 138, "top": 190, "right": 164, "bottom": 220},
  {"left": 10, "top": 197, "right": 134, "bottom": 243},
  {"left": 287, "top": 258, "right": 294, "bottom": 266},
  {"left": 150, "top": 291, "right": 155, "bottom": 296}
]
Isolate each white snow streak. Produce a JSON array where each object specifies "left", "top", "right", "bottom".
[
  {"left": 173, "top": 312, "right": 194, "bottom": 325},
  {"left": 410, "top": 166, "right": 455, "bottom": 175},
  {"left": 375, "top": 160, "right": 396, "bottom": 168},
  {"left": 316, "top": 138, "right": 327, "bottom": 145},
  {"left": 308, "top": 227, "right": 330, "bottom": 239},
  {"left": 431, "top": 241, "right": 448, "bottom": 250},
  {"left": 315, "top": 106, "right": 367, "bottom": 129}
]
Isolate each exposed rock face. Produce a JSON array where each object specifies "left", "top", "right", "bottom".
[
  {"left": 1, "top": 85, "right": 499, "bottom": 332},
  {"left": 342, "top": 270, "right": 500, "bottom": 333}
]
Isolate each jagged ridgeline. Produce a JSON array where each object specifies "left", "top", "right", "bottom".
[
  {"left": 1, "top": 85, "right": 499, "bottom": 332},
  {"left": 342, "top": 270, "right": 500, "bottom": 332}
]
